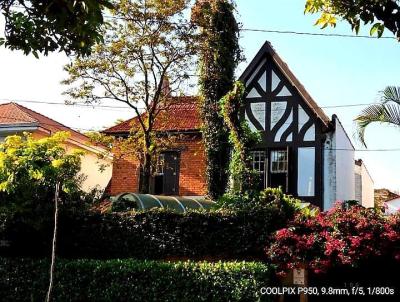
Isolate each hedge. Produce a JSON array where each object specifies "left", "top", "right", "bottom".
[
  {"left": 0, "top": 258, "right": 274, "bottom": 302},
  {"left": 0, "top": 205, "right": 292, "bottom": 260}
]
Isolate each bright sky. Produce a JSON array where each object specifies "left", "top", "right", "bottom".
[{"left": 1, "top": 0, "right": 400, "bottom": 191}]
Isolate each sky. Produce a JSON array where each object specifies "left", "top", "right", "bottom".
[{"left": 1, "top": 0, "right": 400, "bottom": 191}]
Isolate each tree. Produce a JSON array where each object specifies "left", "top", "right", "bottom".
[
  {"left": 305, "top": 0, "right": 400, "bottom": 39},
  {"left": 63, "top": 0, "right": 196, "bottom": 194},
  {"left": 220, "top": 81, "right": 260, "bottom": 195},
  {"left": 191, "top": 0, "right": 241, "bottom": 200},
  {"left": 355, "top": 86, "right": 400, "bottom": 147},
  {"left": 0, "top": 0, "right": 113, "bottom": 56},
  {"left": 0, "top": 132, "right": 83, "bottom": 207},
  {"left": 0, "top": 132, "right": 84, "bottom": 302}
]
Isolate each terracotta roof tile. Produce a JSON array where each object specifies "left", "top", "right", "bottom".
[
  {"left": 104, "top": 96, "right": 202, "bottom": 134},
  {"left": 0, "top": 103, "right": 37, "bottom": 124},
  {"left": 0, "top": 102, "right": 90, "bottom": 143}
]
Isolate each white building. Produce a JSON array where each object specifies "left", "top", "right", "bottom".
[{"left": 354, "top": 159, "right": 375, "bottom": 208}]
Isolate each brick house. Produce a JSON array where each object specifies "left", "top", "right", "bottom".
[
  {"left": 104, "top": 41, "right": 373, "bottom": 209},
  {"left": 104, "top": 97, "right": 206, "bottom": 197}
]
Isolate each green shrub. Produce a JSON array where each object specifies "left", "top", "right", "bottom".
[
  {"left": 0, "top": 203, "right": 294, "bottom": 260},
  {"left": 0, "top": 132, "right": 94, "bottom": 227},
  {"left": 218, "top": 187, "right": 302, "bottom": 212},
  {"left": 0, "top": 258, "right": 274, "bottom": 302}
]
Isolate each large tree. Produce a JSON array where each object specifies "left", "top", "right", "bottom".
[
  {"left": 192, "top": 0, "right": 241, "bottom": 200},
  {"left": 63, "top": 0, "right": 196, "bottom": 194},
  {"left": 0, "top": 0, "right": 113, "bottom": 56},
  {"left": 305, "top": 0, "right": 400, "bottom": 39}
]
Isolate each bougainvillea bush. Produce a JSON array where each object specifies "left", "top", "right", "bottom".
[{"left": 267, "top": 202, "right": 400, "bottom": 275}]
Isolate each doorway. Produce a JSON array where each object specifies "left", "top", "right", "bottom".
[{"left": 152, "top": 151, "right": 180, "bottom": 195}]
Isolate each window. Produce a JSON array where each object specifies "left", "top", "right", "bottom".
[
  {"left": 251, "top": 151, "right": 266, "bottom": 174},
  {"left": 155, "top": 154, "right": 165, "bottom": 175},
  {"left": 297, "top": 147, "right": 315, "bottom": 196},
  {"left": 270, "top": 150, "right": 288, "bottom": 173},
  {"left": 250, "top": 151, "right": 266, "bottom": 190}
]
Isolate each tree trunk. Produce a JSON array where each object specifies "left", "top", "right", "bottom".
[
  {"left": 140, "top": 152, "right": 152, "bottom": 194},
  {"left": 139, "top": 134, "right": 152, "bottom": 194},
  {"left": 45, "top": 182, "right": 60, "bottom": 302}
]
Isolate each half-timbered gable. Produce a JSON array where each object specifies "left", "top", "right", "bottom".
[{"left": 239, "top": 41, "right": 332, "bottom": 207}]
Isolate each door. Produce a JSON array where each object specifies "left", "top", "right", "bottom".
[
  {"left": 163, "top": 152, "right": 180, "bottom": 195},
  {"left": 152, "top": 152, "right": 180, "bottom": 195}
]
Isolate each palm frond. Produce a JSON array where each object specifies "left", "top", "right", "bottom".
[
  {"left": 355, "top": 104, "right": 400, "bottom": 147},
  {"left": 355, "top": 104, "right": 387, "bottom": 147},
  {"left": 355, "top": 86, "right": 400, "bottom": 147},
  {"left": 380, "top": 86, "right": 400, "bottom": 105}
]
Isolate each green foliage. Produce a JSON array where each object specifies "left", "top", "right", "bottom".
[
  {"left": 220, "top": 81, "right": 261, "bottom": 194},
  {"left": 218, "top": 187, "right": 302, "bottom": 213},
  {"left": 63, "top": 0, "right": 196, "bottom": 193},
  {"left": 0, "top": 0, "right": 113, "bottom": 56},
  {"left": 305, "top": 0, "right": 400, "bottom": 39},
  {"left": 0, "top": 197, "right": 295, "bottom": 260},
  {"left": 355, "top": 86, "right": 400, "bottom": 147},
  {"left": 0, "top": 132, "right": 84, "bottom": 213},
  {"left": 192, "top": 0, "right": 242, "bottom": 199},
  {"left": 0, "top": 258, "right": 273, "bottom": 302}
]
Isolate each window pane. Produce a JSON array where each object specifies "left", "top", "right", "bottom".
[
  {"left": 270, "top": 150, "right": 288, "bottom": 173},
  {"left": 297, "top": 147, "right": 315, "bottom": 196}
]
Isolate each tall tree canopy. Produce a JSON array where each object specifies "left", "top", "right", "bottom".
[
  {"left": 305, "top": 0, "right": 400, "bottom": 39},
  {"left": 63, "top": 0, "right": 196, "bottom": 193},
  {"left": 192, "top": 0, "right": 241, "bottom": 200},
  {"left": 0, "top": 0, "right": 113, "bottom": 56}
]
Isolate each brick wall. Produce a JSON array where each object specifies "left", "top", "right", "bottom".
[
  {"left": 109, "top": 134, "right": 206, "bottom": 196},
  {"left": 178, "top": 137, "right": 206, "bottom": 196}
]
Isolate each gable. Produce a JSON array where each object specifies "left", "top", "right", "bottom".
[{"left": 239, "top": 41, "right": 330, "bottom": 144}]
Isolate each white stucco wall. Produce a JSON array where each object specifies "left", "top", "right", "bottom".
[
  {"left": 354, "top": 161, "right": 374, "bottom": 208},
  {"left": 79, "top": 150, "right": 112, "bottom": 193},
  {"left": 335, "top": 118, "right": 355, "bottom": 202},
  {"left": 323, "top": 116, "right": 355, "bottom": 210},
  {"left": 63, "top": 141, "right": 112, "bottom": 193},
  {"left": 323, "top": 131, "right": 336, "bottom": 210}
]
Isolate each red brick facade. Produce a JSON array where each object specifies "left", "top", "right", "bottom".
[
  {"left": 109, "top": 134, "right": 207, "bottom": 196},
  {"left": 104, "top": 96, "right": 207, "bottom": 196}
]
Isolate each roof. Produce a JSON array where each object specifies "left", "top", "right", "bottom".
[
  {"left": 111, "top": 193, "right": 214, "bottom": 213},
  {"left": 239, "top": 41, "right": 331, "bottom": 128},
  {"left": 0, "top": 102, "right": 91, "bottom": 144},
  {"left": 103, "top": 96, "right": 201, "bottom": 134},
  {"left": 375, "top": 188, "right": 400, "bottom": 205},
  {"left": 385, "top": 195, "right": 400, "bottom": 203}
]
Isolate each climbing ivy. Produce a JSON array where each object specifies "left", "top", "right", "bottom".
[
  {"left": 220, "top": 81, "right": 260, "bottom": 195},
  {"left": 192, "top": 0, "right": 242, "bottom": 200}
]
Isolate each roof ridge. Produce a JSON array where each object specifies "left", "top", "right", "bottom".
[
  {"left": 1, "top": 102, "right": 39, "bottom": 124},
  {"left": 12, "top": 103, "right": 90, "bottom": 141},
  {"left": 12, "top": 103, "right": 38, "bottom": 122}
]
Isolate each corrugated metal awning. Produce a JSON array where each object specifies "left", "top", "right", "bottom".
[{"left": 111, "top": 193, "right": 215, "bottom": 213}]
